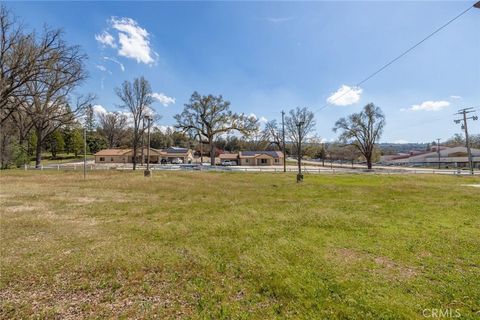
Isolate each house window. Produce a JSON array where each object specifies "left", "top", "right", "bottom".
[
  {"left": 275, "top": 159, "right": 279, "bottom": 163},
  {"left": 111, "top": 157, "right": 114, "bottom": 162},
  {"left": 245, "top": 159, "right": 249, "bottom": 163},
  {"left": 261, "top": 159, "right": 267, "bottom": 164},
  {"left": 100, "top": 157, "right": 105, "bottom": 162}
]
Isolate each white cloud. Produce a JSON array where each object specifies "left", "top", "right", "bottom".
[
  {"left": 394, "top": 139, "right": 409, "bottom": 144},
  {"left": 327, "top": 85, "right": 362, "bottom": 106},
  {"left": 103, "top": 56, "right": 125, "bottom": 72},
  {"left": 248, "top": 113, "right": 267, "bottom": 123},
  {"left": 95, "top": 31, "right": 116, "bottom": 48},
  {"left": 93, "top": 104, "right": 107, "bottom": 115},
  {"left": 409, "top": 100, "right": 450, "bottom": 112},
  {"left": 450, "top": 95, "right": 462, "bottom": 100},
  {"left": 150, "top": 92, "right": 175, "bottom": 106},
  {"left": 110, "top": 17, "right": 157, "bottom": 65}
]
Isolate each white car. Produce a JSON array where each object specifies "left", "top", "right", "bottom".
[
  {"left": 171, "top": 158, "right": 183, "bottom": 164},
  {"left": 221, "top": 160, "right": 233, "bottom": 166}
]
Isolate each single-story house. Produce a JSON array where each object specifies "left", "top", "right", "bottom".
[
  {"left": 219, "top": 151, "right": 284, "bottom": 166},
  {"left": 94, "top": 147, "right": 194, "bottom": 164}
]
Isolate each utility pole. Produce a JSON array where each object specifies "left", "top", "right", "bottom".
[
  {"left": 141, "top": 117, "right": 145, "bottom": 166},
  {"left": 83, "top": 126, "right": 87, "bottom": 180},
  {"left": 296, "top": 121, "right": 305, "bottom": 182},
  {"left": 144, "top": 115, "right": 152, "bottom": 177},
  {"left": 281, "top": 110, "right": 286, "bottom": 172},
  {"left": 454, "top": 107, "right": 478, "bottom": 175},
  {"left": 436, "top": 138, "right": 441, "bottom": 169}
]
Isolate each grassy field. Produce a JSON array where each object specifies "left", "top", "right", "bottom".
[{"left": 1, "top": 171, "right": 479, "bottom": 319}]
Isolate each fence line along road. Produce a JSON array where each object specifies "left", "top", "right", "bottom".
[{"left": 23, "top": 163, "right": 480, "bottom": 175}]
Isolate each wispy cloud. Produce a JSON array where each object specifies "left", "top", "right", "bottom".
[
  {"left": 402, "top": 100, "right": 450, "bottom": 112},
  {"left": 450, "top": 95, "right": 462, "bottom": 100},
  {"left": 95, "top": 31, "right": 116, "bottom": 48},
  {"left": 103, "top": 56, "right": 125, "bottom": 72},
  {"left": 327, "top": 85, "right": 362, "bottom": 106},
  {"left": 150, "top": 92, "right": 175, "bottom": 106}
]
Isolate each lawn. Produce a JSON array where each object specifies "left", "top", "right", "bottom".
[{"left": 0, "top": 171, "right": 479, "bottom": 319}]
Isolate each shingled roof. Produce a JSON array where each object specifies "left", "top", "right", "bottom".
[{"left": 239, "top": 151, "right": 283, "bottom": 158}]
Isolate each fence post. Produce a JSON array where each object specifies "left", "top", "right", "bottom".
[
  {"left": 24, "top": 164, "right": 27, "bottom": 171},
  {"left": 57, "top": 164, "right": 59, "bottom": 171},
  {"left": 41, "top": 165, "right": 43, "bottom": 170},
  {"left": 74, "top": 165, "right": 76, "bottom": 170}
]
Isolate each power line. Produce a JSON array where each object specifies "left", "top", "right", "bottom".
[{"left": 316, "top": 3, "right": 476, "bottom": 113}]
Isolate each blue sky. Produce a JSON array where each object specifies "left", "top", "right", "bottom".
[{"left": 6, "top": 1, "right": 480, "bottom": 143}]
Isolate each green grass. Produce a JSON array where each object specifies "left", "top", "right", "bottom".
[{"left": 1, "top": 171, "right": 479, "bottom": 319}]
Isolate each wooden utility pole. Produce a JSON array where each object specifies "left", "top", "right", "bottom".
[
  {"left": 437, "top": 138, "right": 441, "bottom": 169},
  {"left": 144, "top": 115, "right": 152, "bottom": 177},
  {"left": 296, "top": 121, "right": 304, "bottom": 182},
  {"left": 281, "top": 110, "right": 286, "bottom": 172},
  {"left": 83, "top": 126, "right": 87, "bottom": 179},
  {"left": 454, "top": 107, "right": 478, "bottom": 175}
]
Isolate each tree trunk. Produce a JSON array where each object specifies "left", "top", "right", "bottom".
[
  {"left": 210, "top": 139, "right": 215, "bottom": 166},
  {"left": 366, "top": 157, "right": 372, "bottom": 170},
  {"left": 132, "top": 144, "right": 137, "bottom": 170},
  {"left": 35, "top": 136, "right": 42, "bottom": 168}
]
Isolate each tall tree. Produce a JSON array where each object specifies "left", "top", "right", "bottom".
[
  {"left": 333, "top": 103, "right": 385, "bottom": 170},
  {"left": 98, "top": 112, "right": 128, "bottom": 148},
  {"left": 285, "top": 107, "right": 316, "bottom": 174},
  {"left": 174, "top": 91, "right": 258, "bottom": 165},
  {"left": 23, "top": 31, "right": 91, "bottom": 167},
  {"left": 115, "top": 77, "right": 154, "bottom": 170}
]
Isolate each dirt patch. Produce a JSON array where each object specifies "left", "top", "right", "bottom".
[
  {"left": 373, "top": 256, "right": 418, "bottom": 280},
  {"left": 327, "top": 248, "right": 419, "bottom": 281}
]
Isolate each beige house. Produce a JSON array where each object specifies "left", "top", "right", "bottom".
[
  {"left": 94, "top": 147, "right": 194, "bottom": 164},
  {"left": 220, "top": 151, "right": 284, "bottom": 166}
]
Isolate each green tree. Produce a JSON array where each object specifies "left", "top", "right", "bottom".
[
  {"left": 71, "top": 129, "right": 83, "bottom": 157},
  {"left": 48, "top": 130, "right": 65, "bottom": 158}
]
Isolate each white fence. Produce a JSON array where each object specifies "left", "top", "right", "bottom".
[{"left": 23, "top": 164, "right": 480, "bottom": 175}]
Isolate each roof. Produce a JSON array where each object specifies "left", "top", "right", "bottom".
[
  {"left": 163, "top": 147, "right": 190, "bottom": 154},
  {"left": 219, "top": 153, "right": 239, "bottom": 159},
  {"left": 239, "top": 151, "right": 284, "bottom": 158},
  {"left": 94, "top": 149, "right": 130, "bottom": 156}
]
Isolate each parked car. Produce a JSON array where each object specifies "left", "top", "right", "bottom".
[
  {"left": 221, "top": 160, "right": 233, "bottom": 166},
  {"left": 171, "top": 158, "right": 183, "bottom": 164}
]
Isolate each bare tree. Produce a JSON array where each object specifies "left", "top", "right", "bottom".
[
  {"left": 285, "top": 107, "right": 316, "bottom": 174},
  {"left": 175, "top": 91, "right": 258, "bottom": 165},
  {"left": 98, "top": 112, "right": 128, "bottom": 148},
  {"left": 115, "top": 77, "right": 154, "bottom": 170},
  {"left": 22, "top": 29, "right": 91, "bottom": 167},
  {"left": 0, "top": 6, "right": 67, "bottom": 124},
  {"left": 333, "top": 103, "right": 385, "bottom": 170},
  {"left": 263, "top": 120, "right": 283, "bottom": 150}
]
